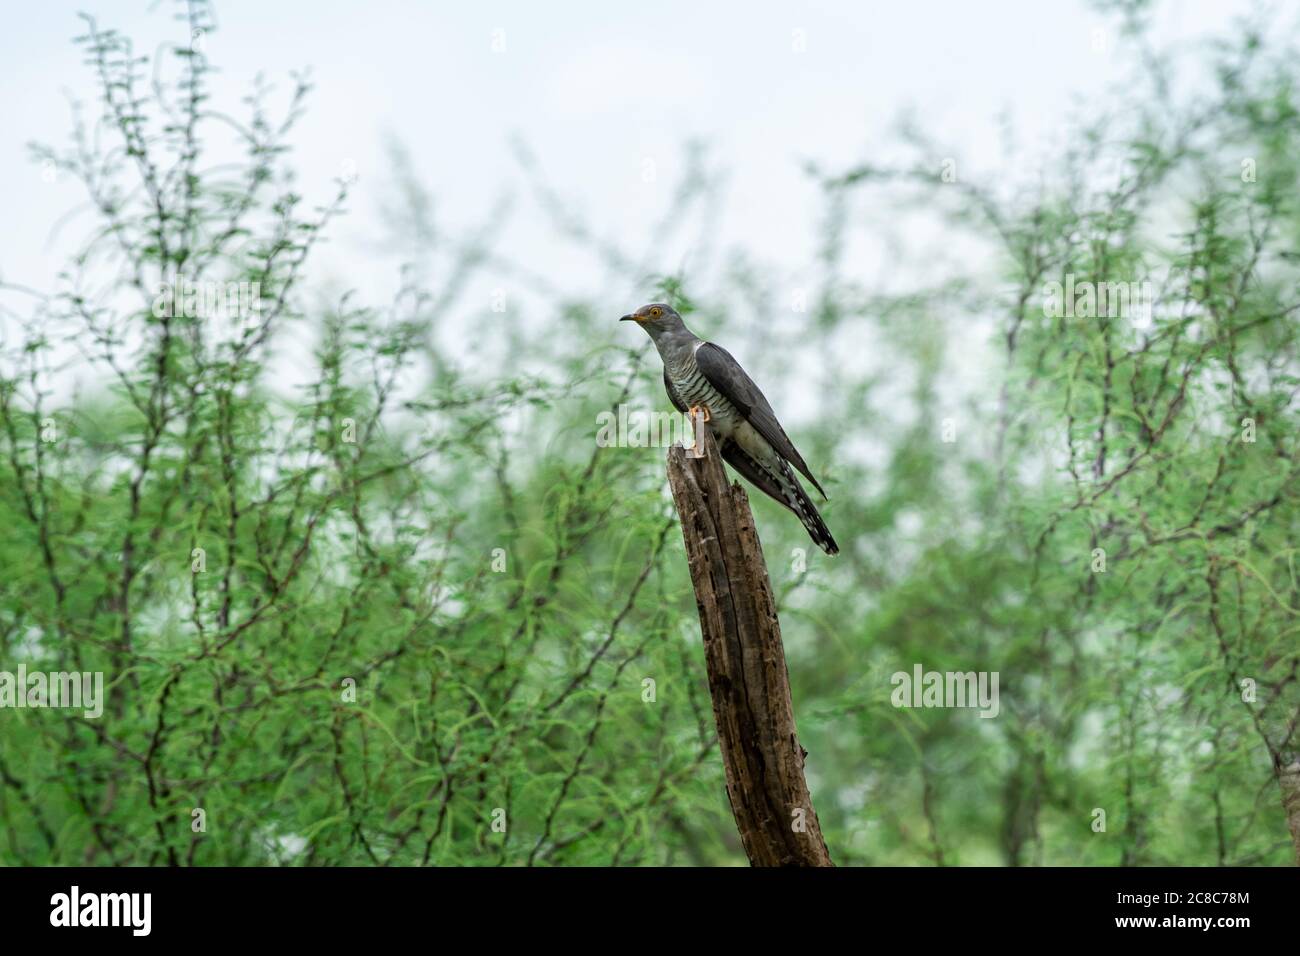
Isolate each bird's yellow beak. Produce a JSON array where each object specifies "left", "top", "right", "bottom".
[{"left": 619, "top": 312, "right": 638, "bottom": 322}]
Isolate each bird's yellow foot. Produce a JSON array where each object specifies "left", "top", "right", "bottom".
[{"left": 686, "top": 405, "right": 710, "bottom": 458}]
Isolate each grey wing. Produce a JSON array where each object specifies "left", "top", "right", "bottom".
[
  {"left": 663, "top": 368, "right": 688, "bottom": 414},
  {"left": 720, "top": 438, "right": 796, "bottom": 515},
  {"left": 668, "top": 362, "right": 794, "bottom": 508},
  {"left": 694, "top": 341, "right": 828, "bottom": 498}
]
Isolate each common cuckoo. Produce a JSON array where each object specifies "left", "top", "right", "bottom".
[{"left": 621, "top": 303, "right": 838, "bottom": 555}]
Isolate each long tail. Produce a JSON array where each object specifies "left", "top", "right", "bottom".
[
  {"left": 721, "top": 440, "right": 839, "bottom": 555},
  {"left": 776, "top": 460, "right": 839, "bottom": 555}
]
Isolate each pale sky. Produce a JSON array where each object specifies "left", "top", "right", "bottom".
[{"left": 0, "top": 0, "right": 1270, "bottom": 385}]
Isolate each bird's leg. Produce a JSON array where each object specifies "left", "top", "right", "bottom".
[{"left": 686, "top": 405, "right": 711, "bottom": 458}]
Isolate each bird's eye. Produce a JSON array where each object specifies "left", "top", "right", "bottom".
[{"left": 650, "top": 307, "right": 661, "bottom": 317}]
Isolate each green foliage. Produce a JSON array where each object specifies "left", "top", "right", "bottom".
[{"left": 0, "top": 1, "right": 1296, "bottom": 866}]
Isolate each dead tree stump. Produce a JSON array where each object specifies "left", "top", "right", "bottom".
[{"left": 666, "top": 428, "right": 834, "bottom": 867}]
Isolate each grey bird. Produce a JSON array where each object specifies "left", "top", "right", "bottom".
[{"left": 621, "top": 303, "right": 838, "bottom": 555}]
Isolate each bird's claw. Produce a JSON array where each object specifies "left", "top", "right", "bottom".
[{"left": 686, "top": 405, "right": 710, "bottom": 458}]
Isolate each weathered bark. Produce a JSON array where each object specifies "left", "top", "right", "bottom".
[{"left": 666, "top": 429, "right": 834, "bottom": 867}]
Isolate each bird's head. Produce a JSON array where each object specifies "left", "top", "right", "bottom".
[{"left": 620, "top": 303, "right": 683, "bottom": 335}]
